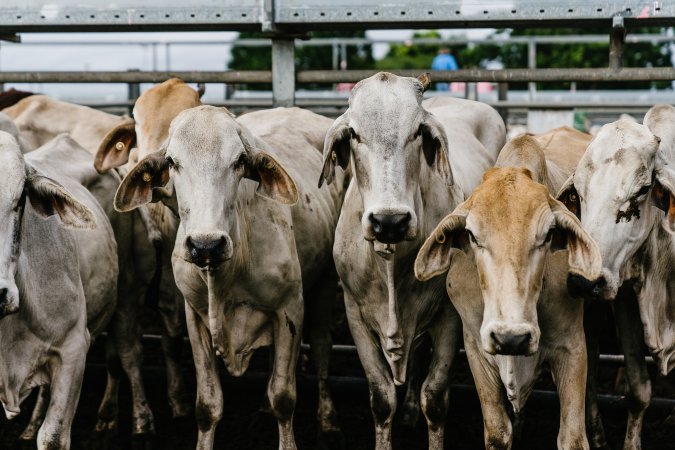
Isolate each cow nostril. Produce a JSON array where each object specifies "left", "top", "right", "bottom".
[
  {"left": 369, "top": 213, "right": 382, "bottom": 234},
  {"left": 0, "top": 288, "right": 6, "bottom": 303},
  {"left": 370, "top": 213, "right": 412, "bottom": 243},
  {"left": 492, "top": 332, "right": 531, "bottom": 355}
]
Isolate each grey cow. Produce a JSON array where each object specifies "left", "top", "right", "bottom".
[
  {"left": 318, "top": 72, "right": 504, "bottom": 450},
  {"left": 114, "top": 105, "right": 345, "bottom": 450},
  {"left": 0, "top": 131, "right": 118, "bottom": 449},
  {"left": 560, "top": 114, "right": 674, "bottom": 449}
]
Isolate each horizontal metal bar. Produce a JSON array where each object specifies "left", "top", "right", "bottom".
[
  {"left": 0, "top": 71, "right": 272, "bottom": 83},
  {"left": 136, "top": 333, "right": 655, "bottom": 366},
  {"left": 7, "top": 33, "right": 675, "bottom": 47},
  {"left": 298, "top": 68, "right": 675, "bottom": 83},
  {"left": 3, "top": 68, "right": 675, "bottom": 84}
]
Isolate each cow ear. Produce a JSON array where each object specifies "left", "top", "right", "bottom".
[
  {"left": 95, "top": 119, "right": 136, "bottom": 173},
  {"left": 114, "top": 150, "right": 170, "bottom": 212},
  {"left": 653, "top": 167, "right": 675, "bottom": 232},
  {"left": 25, "top": 171, "right": 96, "bottom": 229},
  {"left": 244, "top": 151, "right": 298, "bottom": 205},
  {"left": 556, "top": 175, "right": 581, "bottom": 219},
  {"left": 415, "top": 211, "right": 469, "bottom": 281},
  {"left": 421, "top": 113, "right": 454, "bottom": 185},
  {"left": 549, "top": 197, "right": 602, "bottom": 281},
  {"left": 319, "top": 113, "right": 351, "bottom": 188}
]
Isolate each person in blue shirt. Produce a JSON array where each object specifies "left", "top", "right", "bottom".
[{"left": 431, "top": 47, "right": 458, "bottom": 91}]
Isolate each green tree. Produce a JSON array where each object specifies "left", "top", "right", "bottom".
[
  {"left": 229, "top": 31, "right": 373, "bottom": 90},
  {"left": 374, "top": 28, "right": 673, "bottom": 90}
]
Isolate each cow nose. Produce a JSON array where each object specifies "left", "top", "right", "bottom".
[
  {"left": 491, "top": 332, "right": 531, "bottom": 355},
  {"left": 0, "top": 288, "right": 7, "bottom": 307},
  {"left": 369, "top": 213, "right": 411, "bottom": 244},
  {"left": 186, "top": 236, "right": 227, "bottom": 268},
  {"left": 567, "top": 273, "right": 606, "bottom": 299}
]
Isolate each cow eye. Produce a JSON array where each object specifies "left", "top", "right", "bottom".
[
  {"left": 165, "top": 156, "right": 175, "bottom": 167},
  {"left": 541, "top": 229, "right": 555, "bottom": 247},
  {"left": 634, "top": 184, "right": 651, "bottom": 199},
  {"left": 233, "top": 153, "right": 247, "bottom": 169},
  {"left": 467, "top": 230, "right": 481, "bottom": 248},
  {"left": 414, "top": 124, "right": 424, "bottom": 138},
  {"left": 349, "top": 128, "right": 360, "bottom": 143}
]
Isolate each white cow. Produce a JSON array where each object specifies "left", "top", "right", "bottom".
[
  {"left": 559, "top": 115, "right": 673, "bottom": 449},
  {"left": 2, "top": 94, "right": 190, "bottom": 433},
  {"left": 318, "top": 72, "right": 504, "bottom": 450},
  {"left": 415, "top": 130, "right": 599, "bottom": 449},
  {"left": 114, "top": 105, "right": 345, "bottom": 450},
  {"left": 0, "top": 131, "right": 118, "bottom": 449}
]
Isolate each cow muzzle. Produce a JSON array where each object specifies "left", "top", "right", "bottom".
[
  {"left": 482, "top": 322, "right": 539, "bottom": 356},
  {"left": 0, "top": 284, "right": 19, "bottom": 318},
  {"left": 363, "top": 207, "right": 417, "bottom": 243},
  {"left": 185, "top": 234, "right": 233, "bottom": 268}
]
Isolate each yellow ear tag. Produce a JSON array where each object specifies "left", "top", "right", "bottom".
[
  {"left": 142, "top": 172, "right": 152, "bottom": 182},
  {"left": 569, "top": 193, "right": 578, "bottom": 203},
  {"left": 435, "top": 232, "right": 446, "bottom": 244},
  {"left": 331, "top": 151, "right": 336, "bottom": 161},
  {"left": 115, "top": 141, "right": 125, "bottom": 151},
  {"left": 264, "top": 160, "right": 275, "bottom": 170}
]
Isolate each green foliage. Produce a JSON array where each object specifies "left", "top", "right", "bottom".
[
  {"left": 229, "top": 31, "right": 373, "bottom": 89},
  {"left": 374, "top": 27, "right": 673, "bottom": 90}
]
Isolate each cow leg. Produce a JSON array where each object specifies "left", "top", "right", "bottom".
[
  {"left": 423, "top": 311, "right": 460, "bottom": 450},
  {"left": 158, "top": 269, "right": 190, "bottom": 418},
  {"left": 344, "top": 296, "right": 396, "bottom": 450},
  {"left": 614, "top": 286, "right": 651, "bottom": 450},
  {"left": 37, "top": 338, "right": 88, "bottom": 450},
  {"left": 185, "top": 303, "right": 222, "bottom": 450},
  {"left": 464, "top": 334, "right": 512, "bottom": 449},
  {"left": 400, "top": 340, "right": 427, "bottom": 428},
  {"left": 95, "top": 335, "right": 123, "bottom": 433},
  {"left": 110, "top": 298, "right": 155, "bottom": 436},
  {"left": 550, "top": 339, "right": 589, "bottom": 449},
  {"left": 306, "top": 270, "right": 342, "bottom": 446},
  {"left": 584, "top": 302, "right": 608, "bottom": 449},
  {"left": 19, "top": 386, "right": 50, "bottom": 441},
  {"left": 269, "top": 301, "right": 303, "bottom": 450}
]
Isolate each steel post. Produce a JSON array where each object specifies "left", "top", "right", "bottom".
[{"left": 272, "top": 38, "right": 295, "bottom": 107}]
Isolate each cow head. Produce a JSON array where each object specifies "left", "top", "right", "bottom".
[
  {"left": 113, "top": 106, "right": 297, "bottom": 269},
  {"left": 95, "top": 78, "right": 203, "bottom": 173},
  {"left": 0, "top": 131, "right": 95, "bottom": 317},
  {"left": 319, "top": 72, "right": 452, "bottom": 244},
  {"left": 416, "top": 167, "right": 600, "bottom": 356},
  {"left": 559, "top": 119, "right": 666, "bottom": 300}
]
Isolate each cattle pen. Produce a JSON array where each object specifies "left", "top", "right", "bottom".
[{"left": 1, "top": 1, "right": 675, "bottom": 449}]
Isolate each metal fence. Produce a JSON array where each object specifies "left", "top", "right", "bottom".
[{"left": 1, "top": 1, "right": 675, "bottom": 107}]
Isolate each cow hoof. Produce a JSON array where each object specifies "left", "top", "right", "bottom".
[
  {"left": 95, "top": 417, "right": 118, "bottom": 433},
  {"left": 317, "top": 429, "right": 346, "bottom": 450},
  {"left": 130, "top": 432, "right": 156, "bottom": 450},
  {"left": 19, "top": 425, "right": 39, "bottom": 441}
]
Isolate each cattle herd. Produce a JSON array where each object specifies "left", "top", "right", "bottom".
[{"left": 0, "top": 72, "right": 672, "bottom": 450}]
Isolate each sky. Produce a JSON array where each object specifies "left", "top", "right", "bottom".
[{"left": 0, "top": 29, "right": 494, "bottom": 101}]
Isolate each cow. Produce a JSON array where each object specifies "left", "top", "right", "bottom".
[
  {"left": 415, "top": 130, "right": 600, "bottom": 449},
  {"left": 0, "top": 130, "right": 118, "bottom": 449},
  {"left": 2, "top": 94, "right": 125, "bottom": 153},
  {"left": 2, "top": 94, "right": 191, "bottom": 432},
  {"left": 94, "top": 78, "right": 210, "bottom": 420},
  {"left": 113, "top": 105, "right": 345, "bottom": 450},
  {"left": 317, "top": 72, "right": 505, "bottom": 450},
  {"left": 559, "top": 115, "right": 674, "bottom": 449}
]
